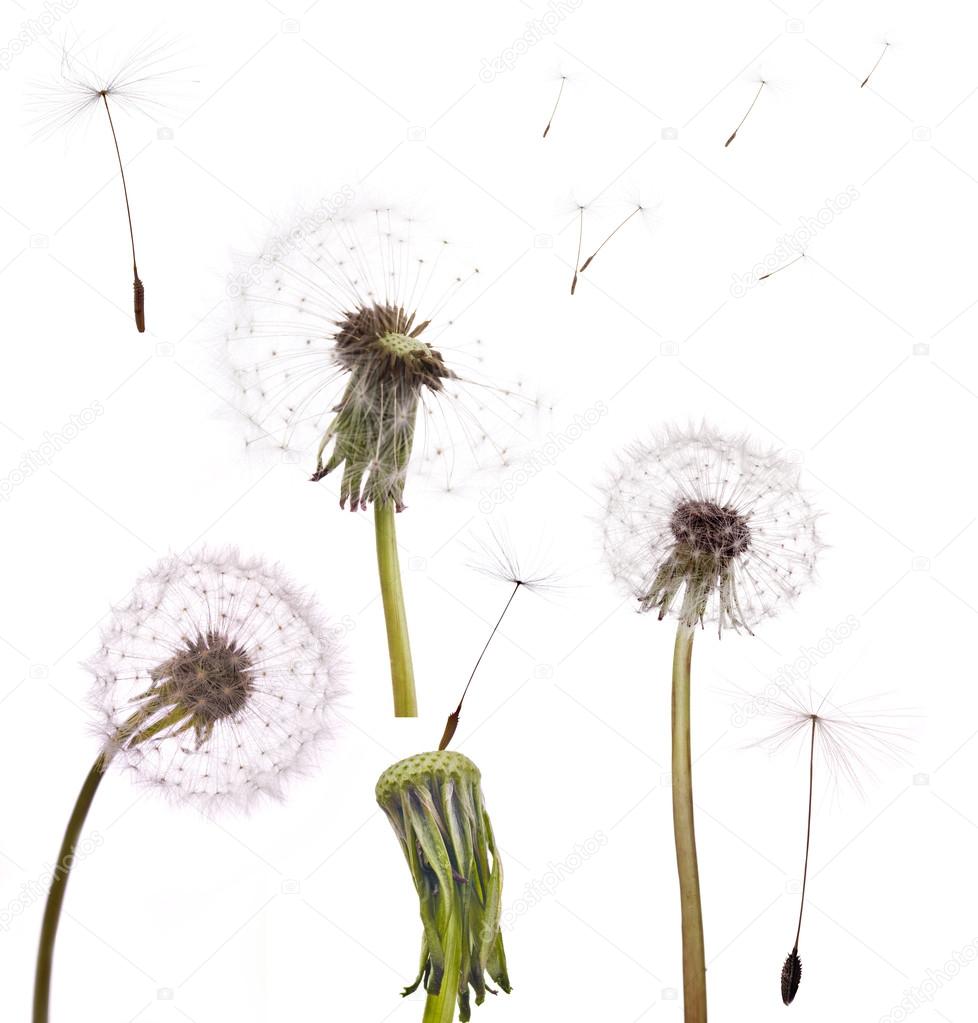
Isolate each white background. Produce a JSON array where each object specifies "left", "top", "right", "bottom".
[{"left": 0, "top": 0, "right": 976, "bottom": 1021}]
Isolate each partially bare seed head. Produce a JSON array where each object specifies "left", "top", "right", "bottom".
[{"left": 601, "top": 424, "right": 822, "bottom": 634}]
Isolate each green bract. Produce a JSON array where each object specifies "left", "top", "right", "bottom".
[{"left": 376, "top": 750, "right": 511, "bottom": 1022}]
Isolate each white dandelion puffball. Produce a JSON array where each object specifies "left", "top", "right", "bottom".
[
  {"left": 86, "top": 548, "right": 343, "bottom": 810},
  {"left": 224, "top": 198, "right": 530, "bottom": 509},
  {"left": 602, "top": 425, "right": 822, "bottom": 634}
]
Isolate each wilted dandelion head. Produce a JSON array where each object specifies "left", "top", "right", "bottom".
[
  {"left": 225, "top": 201, "right": 530, "bottom": 511},
  {"left": 30, "top": 34, "right": 183, "bottom": 139},
  {"left": 86, "top": 547, "right": 343, "bottom": 810},
  {"left": 376, "top": 750, "right": 510, "bottom": 1019},
  {"left": 601, "top": 424, "right": 822, "bottom": 634}
]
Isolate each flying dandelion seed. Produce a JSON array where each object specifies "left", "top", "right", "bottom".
[
  {"left": 860, "top": 42, "right": 890, "bottom": 88},
  {"left": 438, "top": 526, "right": 559, "bottom": 750},
  {"left": 724, "top": 80, "right": 766, "bottom": 147},
  {"left": 542, "top": 74, "right": 567, "bottom": 138},
  {"left": 600, "top": 424, "right": 822, "bottom": 1022},
  {"left": 33, "top": 548, "right": 343, "bottom": 1023},
  {"left": 570, "top": 203, "right": 586, "bottom": 295},
  {"left": 758, "top": 252, "right": 805, "bottom": 282},
  {"left": 576, "top": 198, "right": 656, "bottom": 283},
  {"left": 749, "top": 687, "right": 912, "bottom": 1005},
  {"left": 31, "top": 35, "right": 184, "bottom": 334},
  {"left": 225, "top": 201, "right": 534, "bottom": 716}
]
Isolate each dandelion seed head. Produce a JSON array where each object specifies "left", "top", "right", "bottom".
[
  {"left": 225, "top": 202, "right": 530, "bottom": 510},
  {"left": 601, "top": 424, "right": 822, "bottom": 634},
  {"left": 86, "top": 547, "right": 344, "bottom": 811}
]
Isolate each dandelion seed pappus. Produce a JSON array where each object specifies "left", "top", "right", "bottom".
[{"left": 30, "top": 35, "right": 185, "bottom": 334}]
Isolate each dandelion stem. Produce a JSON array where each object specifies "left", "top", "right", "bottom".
[
  {"left": 422, "top": 915, "right": 463, "bottom": 1023},
  {"left": 99, "top": 92, "right": 145, "bottom": 333},
  {"left": 671, "top": 623, "right": 707, "bottom": 1023},
  {"left": 33, "top": 753, "right": 109, "bottom": 1023},
  {"left": 375, "top": 500, "right": 417, "bottom": 716}
]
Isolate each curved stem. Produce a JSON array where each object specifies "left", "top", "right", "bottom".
[
  {"left": 374, "top": 500, "right": 417, "bottom": 716},
  {"left": 33, "top": 754, "right": 109, "bottom": 1023},
  {"left": 671, "top": 624, "right": 707, "bottom": 1022}
]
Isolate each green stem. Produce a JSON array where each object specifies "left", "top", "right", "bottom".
[
  {"left": 34, "top": 754, "right": 109, "bottom": 1023},
  {"left": 374, "top": 500, "right": 417, "bottom": 716},
  {"left": 671, "top": 624, "right": 707, "bottom": 1022},
  {"left": 422, "top": 914, "right": 462, "bottom": 1023}
]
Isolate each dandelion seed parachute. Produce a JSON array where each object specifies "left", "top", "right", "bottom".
[
  {"left": 749, "top": 687, "right": 911, "bottom": 1006},
  {"left": 31, "top": 35, "right": 183, "bottom": 335},
  {"left": 577, "top": 200, "right": 654, "bottom": 277},
  {"left": 439, "top": 526, "right": 560, "bottom": 749},
  {"left": 86, "top": 547, "right": 343, "bottom": 810},
  {"left": 724, "top": 80, "right": 766, "bottom": 147},
  {"left": 602, "top": 424, "right": 822, "bottom": 634},
  {"left": 31, "top": 36, "right": 182, "bottom": 138},
  {"left": 542, "top": 74, "right": 567, "bottom": 138},
  {"left": 466, "top": 523, "right": 562, "bottom": 595},
  {"left": 860, "top": 42, "right": 890, "bottom": 88},
  {"left": 752, "top": 687, "right": 913, "bottom": 795}
]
